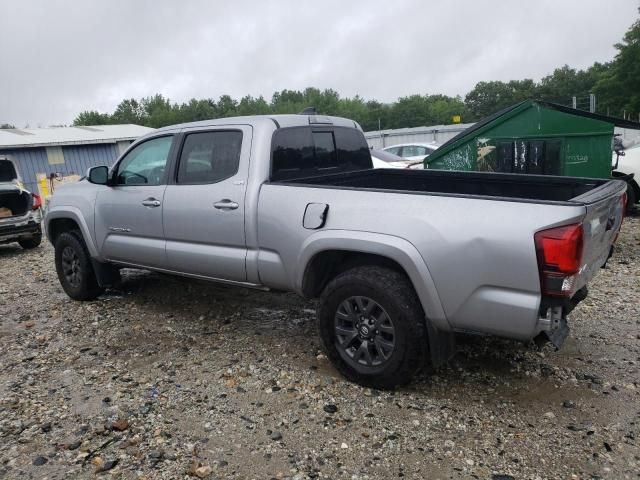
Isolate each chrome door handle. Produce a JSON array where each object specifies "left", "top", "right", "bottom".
[
  {"left": 141, "top": 198, "right": 161, "bottom": 207},
  {"left": 214, "top": 199, "right": 239, "bottom": 210}
]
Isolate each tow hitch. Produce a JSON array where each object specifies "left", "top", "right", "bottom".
[
  {"left": 534, "top": 287, "right": 587, "bottom": 349},
  {"left": 535, "top": 306, "right": 570, "bottom": 349},
  {"left": 545, "top": 316, "right": 569, "bottom": 349}
]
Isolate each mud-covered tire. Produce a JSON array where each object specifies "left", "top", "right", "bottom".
[
  {"left": 54, "top": 231, "right": 103, "bottom": 301},
  {"left": 317, "top": 265, "right": 428, "bottom": 389},
  {"left": 18, "top": 232, "right": 42, "bottom": 249}
]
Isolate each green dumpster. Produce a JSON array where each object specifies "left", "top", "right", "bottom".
[{"left": 425, "top": 100, "right": 640, "bottom": 206}]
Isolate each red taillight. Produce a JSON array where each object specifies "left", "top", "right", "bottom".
[
  {"left": 32, "top": 193, "right": 42, "bottom": 210},
  {"left": 537, "top": 224, "right": 583, "bottom": 274},
  {"left": 535, "top": 223, "right": 583, "bottom": 297}
]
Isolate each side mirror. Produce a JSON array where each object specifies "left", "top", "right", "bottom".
[{"left": 87, "top": 165, "right": 109, "bottom": 185}]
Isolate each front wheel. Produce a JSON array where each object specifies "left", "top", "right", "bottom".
[
  {"left": 54, "top": 231, "right": 103, "bottom": 301},
  {"left": 317, "top": 266, "right": 428, "bottom": 389}
]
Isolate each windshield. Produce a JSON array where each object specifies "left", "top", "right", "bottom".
[{"left": 0, "top": 159, "right": 18, "bottom": 182}]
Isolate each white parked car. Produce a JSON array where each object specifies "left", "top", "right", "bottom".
[
  {"left": 370, "top": 149, "right": 405, "bottom": 169},
  {"left": 612, "top": 143, "right": 640, "bottom": 207},
  {"left": 382, "top": 142, "right": 440, "bottom": 166},
  {"left": 614, "top": 144, "right": 640, "bottom": 178}
]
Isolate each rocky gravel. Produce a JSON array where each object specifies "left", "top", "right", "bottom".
[{"left": 0, "top": 218, "right": 639, "bottom": 479}]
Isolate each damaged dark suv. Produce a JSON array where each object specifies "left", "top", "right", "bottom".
[{"left": 0, "top": 156, "right": 43, "bottom": 249}]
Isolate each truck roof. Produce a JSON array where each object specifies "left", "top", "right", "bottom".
[{"left": 151, "top": 114, "right": 361, "bottom": 135}]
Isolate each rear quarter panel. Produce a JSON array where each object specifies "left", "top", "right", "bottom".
[{"left": 257, "top": 185, "right": 586, "bottom": 340}]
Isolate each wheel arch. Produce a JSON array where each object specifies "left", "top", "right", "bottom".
[
  {"left": 297, "top": 230, "right": 449, "bottom": 332},
  {"left": 46, "top": 207, "right": 99, "bottom": 258}
]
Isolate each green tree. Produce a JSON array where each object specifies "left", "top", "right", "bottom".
[
  {"left": 536, "top": 65, "right": 608, "bottom": 105},
  {"left": 337, "top": 95, "right": 370, "bottom": 129},
  {"left": 73, "top": 111, "right": 111, "bottom": 126},
  {"left": 464, "top": 80, "right": 535, "bottom": 120},
  {"left": 363, "top": 100, "right": 391, "bottom": 131},
  {"left": 177, "top": 98, "right": 218, "bottom": 123},
  {"left": 237, "top": 95, "right": 270, "bottom": 116},
  {"left": 271, "top": 89, "right": 305, "bottom": 113},
  {"left": 426, "top": 94, "right": 467, "bottom": 124},
  {"left": 112, "top": 99, "right": 146, "bottom": 124},
  {"left": 306, "top": 88, "right": 341, "bottom": 115},
  {"left": 141, "top": 94, "right": 177, "bottom": 128},
  {"left": 216, "top": 95, "right": 238, "bottom": 118},
  {"left": 388, "top": 95, "right": 428, "bottom": 128},
  {"left": 594, "top": 13, "right": 640, "bottom": 118}
]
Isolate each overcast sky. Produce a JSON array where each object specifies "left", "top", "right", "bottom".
[{"left": 0, "top": 0, "right": 638, "bottom": 127}]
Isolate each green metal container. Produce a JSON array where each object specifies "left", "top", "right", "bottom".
[{"left": 426, "top": 100, "right": 631, "bottom": 180}]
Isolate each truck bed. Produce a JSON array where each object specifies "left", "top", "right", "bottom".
[{"left": 279, "top": 168, "right": 609, "bottom": 203}]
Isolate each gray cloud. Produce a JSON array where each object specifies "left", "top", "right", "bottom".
[{"left": 0, "top": 0, "right": 636, "bottom": 126}]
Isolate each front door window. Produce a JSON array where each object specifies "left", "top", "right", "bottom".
[{"left": 115, "top": 136, "right": 173, "bottom": 185}]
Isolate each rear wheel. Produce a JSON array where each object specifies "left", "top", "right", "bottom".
[
  {"left": 54, "top": 231, "right": 103, "bottom": 300},
  {"left": 317, "top": 265, "right": 428, "bottom": 389},
  {"left": 18, "top": 230, "right": 42, "bottom": 249}
]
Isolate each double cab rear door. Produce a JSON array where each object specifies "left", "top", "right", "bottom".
[{"left": 95, "top": 125, "right": 252, "bottom": 282}]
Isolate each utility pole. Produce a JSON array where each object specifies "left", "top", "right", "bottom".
[
  {"left": 572, "top": 97, "right": 577, "bottom": 109},
  {"left": 589, "top": 94, "right": 596, "bottom": 113}
]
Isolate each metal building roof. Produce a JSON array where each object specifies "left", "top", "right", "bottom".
[
  {"left": 0, "top": 124, "right": 154, "bottom": 149},
  {"left": 364, "top": 123, "right": 475, "bottom": 139}
]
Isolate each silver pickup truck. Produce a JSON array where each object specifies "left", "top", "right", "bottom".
[{"left": 45, "top": 114, "right": 627, "bottom": 388}]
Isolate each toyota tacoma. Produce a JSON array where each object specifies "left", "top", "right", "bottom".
[{"left": 45, "top": 114, "right": 627, "bottom": 388}]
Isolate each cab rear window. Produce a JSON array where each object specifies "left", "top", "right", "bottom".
[{"left": 271, "top": 126, "right": 371, "bottom": 181}]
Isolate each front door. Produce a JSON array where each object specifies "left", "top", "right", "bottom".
[
  {"left": 95, "top": 135, "right": 175, "bottom": 267},
  {"left": 163, "top": 126, "right": 250, "bottom": 281}
]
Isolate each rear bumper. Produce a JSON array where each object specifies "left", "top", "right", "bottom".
[
  {"left": 0, "top": 211, "right": 42, "bottom": 244},
  {"left": 534, "top": 287, "right": 588, "bottom": 348}
]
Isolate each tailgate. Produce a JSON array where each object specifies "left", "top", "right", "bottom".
[{"left": 572, "top": 179, "right": 627, "bottom": 290}]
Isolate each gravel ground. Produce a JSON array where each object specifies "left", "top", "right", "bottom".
[{"left": 0, "top": 218, "right": 638, "bottom": 480}]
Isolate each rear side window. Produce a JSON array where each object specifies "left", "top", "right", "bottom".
[
  {"left": 401, "top": 145, "right": 427, "bottom": 157},
  {"left": 177, "top": 130, "right": 242, "bottom": 184},
  {"left": 271, "top": 126, "right": 371, "bottom": 181},
  {"left": 334, "top": 128, "right": 371, "bottom": 169},
  {"left": 385, "top": 146, "right": 401, "bottom": 155}
]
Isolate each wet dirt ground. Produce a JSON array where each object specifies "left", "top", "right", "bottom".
[{"left": 0, "top": 218, "right": 638, "bottom": 479}]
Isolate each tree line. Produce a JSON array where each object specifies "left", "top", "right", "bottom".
[{"left": 71, "top": 13, "right": 639, "bottom": 131}]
